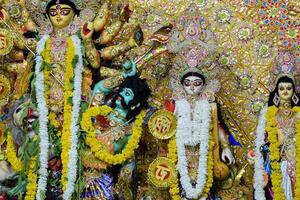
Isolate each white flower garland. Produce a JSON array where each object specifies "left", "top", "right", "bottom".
[
  {"left": 63, "top": 35, "right": 83, "bottom": 200},
  {"left": 35, "top": 35, "right": 50, "bottom": 200},
  {"left": 35, "top": 35, "right": 83, "bottom": 200},
  {"left": 175, "top": 99, "right": 211, "bottom": 199},
  {"left": 254, "top": 105, "right": 267, "bottom": 200}
]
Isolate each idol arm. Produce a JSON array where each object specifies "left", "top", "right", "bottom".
[
  {"left": 96, "top": 4, "right": 131, "bottom": 45},
  {"left": 82, "top": 22, "right": 101, "bottom": 69},
  {"left": 93, "top": 61, "right": 136, "bottom": 95},
  {"left": 84, "top": 39, "right": 101, "bottom": 69},
  {"left": 100, "top": 66, "right": 122, "bottom": 79},
  {"left": 93, "top": 2, "right": 110, "bottom": 33}
]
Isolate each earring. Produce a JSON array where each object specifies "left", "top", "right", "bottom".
[
  {"left": 292, "top": 94, "right": 299, "bottom": 104},
  {"left": 273, "top": 93, "right": 280, "bottom": 106}
]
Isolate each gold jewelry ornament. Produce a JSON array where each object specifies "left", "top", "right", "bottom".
[
  {"left": 0, "top": 29, "right": 14, "bottom": 55},
  {"left": 0, "top": 74, "right": 11, "bottom": 106},
  {"left": 148, "top": 109, "right": 177, "bottom": 139},
  {"left": 0, "top": 123, "right": 6, "bottom": 146},
  {"left": 148, "top": 157, "right": 177, "bottom": 188}
]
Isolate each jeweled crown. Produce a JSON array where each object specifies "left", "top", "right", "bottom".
[
  {"left": 270, "top": 51, "right": 300, "bottom": 92},
  {"left": 167, "top": 3, "right": 218, "bottom": 80}
]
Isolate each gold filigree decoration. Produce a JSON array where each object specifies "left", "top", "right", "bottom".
[
  {"left": 0, "top": 29, "right": 14, "bottom": 56},
  {"left": 0, "top": 74, "right": 11, "bottom": 106},
  {"left": 148, "top": 157, "right": 177, "bottom": 188},
  {"left": 148, "top": 109, "right": 177, "bottom": 140}
]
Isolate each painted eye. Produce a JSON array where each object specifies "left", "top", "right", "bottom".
[
  {"left": 193, "top": 80, "right": 203, "bottom": 86},
  {"left": 125, "top": 92, "right": 131, "bottom": 96},
  {"left": 183, "top": 80, "right": 191, "bottom": 86},
  {"left": 287, "top": 87, "right": 292, "bottom": 90},
  {"left": 15, "top": 107, "right": 22, "bottom": 113},
  {"left": 61, "top": 9, "right": 71, "bottom": 16},
  {"left": 279, "top": 87, "right": 284, "bottom": 91},
  {"left": 49, "top": 10, "right": 57, "bottom": 16}
]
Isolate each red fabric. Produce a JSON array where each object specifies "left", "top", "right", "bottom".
[
  {"left": 96, "top": 115, "right": 110, "bottom": 128},
  {"left": 0, "top": 9, "right": 4, "bottom": 20},
  {"left": 0, "top": 193, "right": 7, "bottom": 200},
  {"left": 164, "top": 100, "right": 175, "bottom": 113},
  {"left": 83, "top": 23, "right": 91, "bottom": 35}
]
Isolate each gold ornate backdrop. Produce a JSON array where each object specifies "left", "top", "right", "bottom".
[
  {"left": 0, "top": 0, "right": 299, "bottom": 199},
  {"left": 126, "top": 0, "right": 299, "bottom": 151}
]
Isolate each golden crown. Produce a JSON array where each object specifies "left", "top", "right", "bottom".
[{"left": 269, "top": 51, "right": 300, "bottom": 92}]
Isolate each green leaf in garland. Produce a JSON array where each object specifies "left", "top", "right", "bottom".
[
  {"left": 75, "top": 177, "right": 84, "bottom": 199},
  {"left": 68, "top": 96, "right": 73, "bottom": 105},
  {"left": 32, "top": 120, "right": 39, "bottom": 135},
  {"left": 48, "top": 127, "right": 62, "bottom": 156},
  {"left": 8, "top": 175, "right": 26, "bottom": 197},
  {"left": 27, "top": 140, "right": 39, "bottom": 157},
  {"left": 20, "top": 137, "right": 31, "bottom": 167},
  {"left": 64, "top": 176, "right": 68, "bottom": 182},
  {"left": 39, "top": 191, "right": 46, "bottom": 200},
  {"left": 80, "top": 101, "right": 88, "bottom": 113},
  {"left": 83, "top": 57, "right": 89, "bottom": 66},
  {"left": 39, "top": 63, "right": 45, "bottom": 72},
  {"left": 72, "top": 55, "right": 79, "bottom": 68},
  {"left": 28, "top": 57, "right": 35, "bottom": 67},
  {"left": 36, "top": 35, "right": 42, "bottom": 41},
  {"left": 40, "top": 61, "right": 54, "bottom": 72},
  {"left": 69, "top": 77, "right": 75, "bottom": 90},
  {"left": 44, "top": 61, "right": 54, "bottom": 70},
  {"left": 78, "top": 101, "right": 88, "bottom": 125}
]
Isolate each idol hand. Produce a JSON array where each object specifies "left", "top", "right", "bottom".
[{"left": 221, "top": 148, "right": 235, "bottom": 165}]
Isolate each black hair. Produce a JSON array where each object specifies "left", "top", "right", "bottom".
[
  {"left": 180, "top": 72, "right": 206, "bottom": 85},
  {"left": 268, "top": 76, "right": 300, "bottom": 107},
  {"left": 110, "top": 76, "right": 151, "bottom": 122},
  {"left": 46, "top": 0, "right": 80, "bottom": 16}
]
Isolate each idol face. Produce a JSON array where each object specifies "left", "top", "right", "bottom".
[
  {"left": 13, "top": 101, "right": 38, "bottom": 132},
  {"left": 278, "top": 82, "right": 293, "bottom": 102},
  {"left": 182, "top": 75, "right": 204, "bottom": 96},
  {"left": 48, "top": 4, "right": 75, "bottom": 29},
  {"left": 115, "top": 88, "right": 134, "bottom": 109}
]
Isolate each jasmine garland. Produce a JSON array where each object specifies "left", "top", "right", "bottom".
[{"left": 175, "top": 99, "right": 211, "bottom": 199}]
